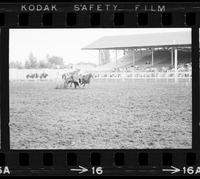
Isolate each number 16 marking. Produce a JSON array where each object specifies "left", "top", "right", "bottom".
[{"left": 92, "top": 167, "right": 103, "bottom": 175}]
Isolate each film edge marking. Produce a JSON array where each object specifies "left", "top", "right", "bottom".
[{"left": 0, "top": 166, "right": 10, "bottom": 175}]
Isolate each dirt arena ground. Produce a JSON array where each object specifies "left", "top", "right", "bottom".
[{"left": 9, "top": 79, "right": 192, "bottom": 149}]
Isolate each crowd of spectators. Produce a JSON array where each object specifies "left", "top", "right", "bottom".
[{"left": 112, "top": 62, "right": 192, "bottom": 73}]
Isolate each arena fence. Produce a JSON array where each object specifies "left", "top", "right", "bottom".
[
  {"left": 92, "top": 71, "right": 192, "bottom": 79},
  {"left": 9, "top": 69, "right": 192, "bottom": 81}
]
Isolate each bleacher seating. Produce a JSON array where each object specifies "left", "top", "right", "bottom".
[
  {"left": 90, "top": 49, "right": 192, "bottom": 79},
  {"left": 94, "top": 50, "right": 191, "bottom": 73}
]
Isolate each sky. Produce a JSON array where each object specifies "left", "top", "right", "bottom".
[{"left": 9, "top": 28, "right": 190, "bottom": 65}]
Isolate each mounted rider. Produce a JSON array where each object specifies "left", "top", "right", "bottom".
[{"left": 70, "top": 69, "right": 82, "bottom": 84}]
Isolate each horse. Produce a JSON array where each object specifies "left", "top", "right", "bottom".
[
  {"left": 79, "top": 73, "right": 93, "bottom": 87},
  {"left": 62, "top": 72, "right": 93, "bottom": 89},
  {"left": 62, "top": 73, "right": 73, "bottom": 88},
  {"left": 63, "top": 76, "right": 79, "bottom": 89},
  {"left": 62, "top": 73, "right": 79, "bottom": 89},
  {"left": 62, "top": 73, "right": 68, "bottom": 80}
]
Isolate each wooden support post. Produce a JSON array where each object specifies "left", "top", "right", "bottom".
[
  {"left": 151, "top": 48, "right": 154, "bottom": 66},
  {"left": 174, "top": 48, "right": 178, "bottom": 82},
  {"left": 132, "top": 49, "right": 135, "bottom": 66},
  {"left": 115, "top": 49, "right": 117, "bottom": 67},
  {"left": 171, "top": 48, "right": 173, "bottom": 66},
  {"left": 99, "top": 50, "right": 101, "bottom": 65}
]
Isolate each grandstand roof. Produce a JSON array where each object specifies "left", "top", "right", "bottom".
[{"left": 82, "top": 31, "right": 191, "bottom": 50}]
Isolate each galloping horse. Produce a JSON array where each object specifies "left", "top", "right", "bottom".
[
  {"left": 63, "top": 76, "right": 80, "bottom": 89},
  {"left": 79, "top": 73, "right": 93, "bottom": 87},
  {"left": 62, "top": 72, "right": 93, "bottom": 89},
  {"left": 62, "top": 72, "right": 80, "bottom": 89}
]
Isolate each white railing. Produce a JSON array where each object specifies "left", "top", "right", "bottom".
[
  {"left": 9, "top": 69, "right": 192, "bottom": 81},
  {"left": 92, "top": 71, "right": 192, "bottom": 79}
]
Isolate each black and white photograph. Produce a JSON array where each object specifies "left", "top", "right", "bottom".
[{"left": 9, "top": 28, "right": 192, "bottom": 149}]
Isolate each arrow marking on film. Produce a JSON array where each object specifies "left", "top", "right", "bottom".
[
  {"left": 70, "top": 166, "right": 88, "bottom": 174},
  {"left": 162, "top": 166, "right": 180, "bottom": 174}
]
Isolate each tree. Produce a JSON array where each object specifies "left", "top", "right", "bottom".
[
  {"left": 9, "top": 61, "right": 23, "bottom": 69},
  {"left": 24, "top": 53, "right": 38, "bottom": 69},
  {"left": 38, "top": 60, "right": 48, "bottom": 68},
  {"left": 47, "top": 55, "right": 64, "bottom": 67}
]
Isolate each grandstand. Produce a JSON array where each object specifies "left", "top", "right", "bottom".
[{"left": 82, "top": 31, "right": 191, "bottom": 78}]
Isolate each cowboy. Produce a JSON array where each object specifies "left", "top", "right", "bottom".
[{"left": 70, "top": 69, "right": 81, "bottom": 85}]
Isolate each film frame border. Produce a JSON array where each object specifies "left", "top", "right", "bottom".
[{"left": 0, "top": 1, "right": 199, "bottom": 176}]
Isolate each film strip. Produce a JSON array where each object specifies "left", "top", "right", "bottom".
[{"left": 0, "top": 1, "right": 200, "bottom": 176}]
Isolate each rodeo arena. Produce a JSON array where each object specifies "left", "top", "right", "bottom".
[
  {"left": 10, "top": 31, "right": 191, "bottom": 84},
  {"left": 9, "top": 30, "right": 192, "bottom": 149}
]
